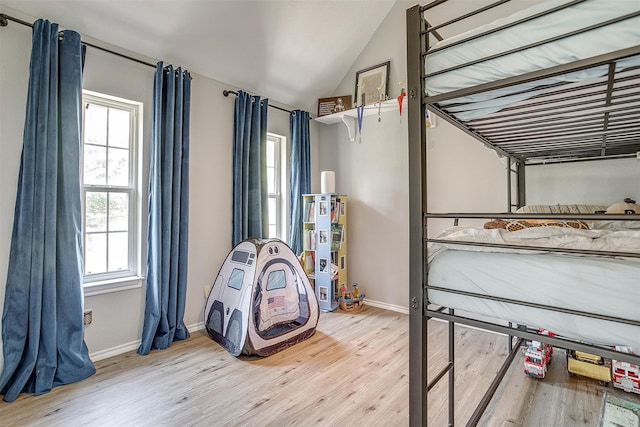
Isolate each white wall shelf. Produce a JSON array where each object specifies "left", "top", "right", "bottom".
[
  {"left": 315, "top": 97, "right": 406, "bottom": 141},
  {"left": 315, "top": 97, "right": 405, "bottom": 124}
]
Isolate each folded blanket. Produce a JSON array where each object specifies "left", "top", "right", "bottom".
[{"left": 428, "top": 225, "right": 640, "bottom": 263}]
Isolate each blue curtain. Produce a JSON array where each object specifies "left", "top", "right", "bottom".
[
  {"left": 232, "top": 91, "right": 269, "bottom": 246},
  {"left": 138, "top": 63, "right": 191, "bottom": 355},
  {"left": 0, "top": 20, "right": 95, "bottom": 402},
  {"left": 288, "top": 110, "right": 311, "bottom": 254}
]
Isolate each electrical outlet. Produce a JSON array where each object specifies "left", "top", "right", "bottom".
[
  {"left": 83, "top": 309, "right": 93, "bottom": 325},
  {"left": 204, "top": 284, "right": 212, "bottom": 299}
]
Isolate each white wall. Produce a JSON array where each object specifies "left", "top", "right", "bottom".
[
  {"left": 525, "top": 158, "right": 640, "bottom": 206},
  {"left": 319, "top": 109, "right": 411, "bottom": 311},
  {"left": 316, "top": 1, "right": 413, "bottom": 311},
  {"left": 315, "top": 0, "right": 640, "bottom": 312},
  {"left": 316, "top": 1, "right": 508, "bottom": 311},
  {"left": 0, "top": 6, "right": 319, "bottom": 365}
]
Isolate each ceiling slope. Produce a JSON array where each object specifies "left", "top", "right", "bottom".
[{"left": 1, "top": 0, "right": 396, "bottom": 112}]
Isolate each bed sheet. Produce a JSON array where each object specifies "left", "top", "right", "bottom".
[
  {"left": 428, "top": 249, "right": 640, "bottom": 349},
  {"left": 424, "top": 0, "right": 640, "bottom": 121}
]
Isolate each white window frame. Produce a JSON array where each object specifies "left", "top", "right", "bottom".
[
  {"left": 81, "top": 90, "right": 144, "bottom": 296},
  {"left": 266, "top": 133, "right": 287, "bottom": 240}
]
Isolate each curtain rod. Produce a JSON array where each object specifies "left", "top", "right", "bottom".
[
  {"left": 223, "top": 89, "right": 307, "bottom": 117},
  {"left": 1, "top": 13, "right": 157, "bottom": 69}
]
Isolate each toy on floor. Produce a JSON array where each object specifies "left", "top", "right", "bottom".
[
  {"left": 567, "top": 349, "right": 612, "bottom": 386},
  {"left": 565, "top": 346, "right": 640, "bottom": 393},
  {"left": 523, "top": 329, "right": 554, "bottom": 379},
  {"left": 524, "top": 341, "right": 553, "bottom": 378},
  {"left": 204, "top": 238, "right": 319, "bottom": 357},
  {"left": 612, "top": 346, "right": 640, "bottom": 394},
  {"left": 338, "top": 282, "right": 365, "bottom": 312}
]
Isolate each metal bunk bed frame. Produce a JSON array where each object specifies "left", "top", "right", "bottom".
[{"left": 406, "top": 1, "right": 640, "bottom": 425}]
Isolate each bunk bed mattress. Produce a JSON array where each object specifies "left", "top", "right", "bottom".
[
  {"left": 428, "top": 250, "right": 640, "bottom": 349},
  {"left": 425, "top": 0, "right": 640, "bottom": 120}
]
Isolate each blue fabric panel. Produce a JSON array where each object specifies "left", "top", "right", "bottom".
[
  {"left": 138, "top": 63, "right": 191, "bottom": 355},
  {"left": 232, "top": 92, "right": 269, "bottom": 246},
  {"left": 288, "top": 110, "right": 311, "bottom": 254},
  {"left": 0, "top": 19, "right": 95, "bottom": 403}
]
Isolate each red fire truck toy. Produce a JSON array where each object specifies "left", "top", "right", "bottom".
[
  {"left": 612, "top": 346, "right": 640, "bottom": 395},
  {"left": 524, "top": 340, "right": 554, "bottom": 379}
]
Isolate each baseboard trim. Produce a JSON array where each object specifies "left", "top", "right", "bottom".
[
  {"left": 89, "top": 321, "right": 207, "bottom": 362},
  {"left": 189, "top": 321, "right": 205, "bottom": 332},
  {"left": 90, "top": 340, "right": 141, "bottom": 362},
  {"left": 363, "top": 299, "right": 409, "bottom": 315}
]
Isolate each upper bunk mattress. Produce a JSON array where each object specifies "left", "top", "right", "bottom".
[{"left": 425, "top": 0, "right": 640, "bottom": 121}]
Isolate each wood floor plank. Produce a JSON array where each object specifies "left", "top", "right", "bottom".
[{"left": 1, "top": 306, "right": 638, "bottom": 426}]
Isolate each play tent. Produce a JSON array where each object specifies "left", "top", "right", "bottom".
[{"left": 204, "top": 238, "right": 319, "bottom": 357}]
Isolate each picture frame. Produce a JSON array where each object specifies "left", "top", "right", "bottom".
[
  {"left": 355, "top": 61, "right": 390, "bottom": 106},
  {"left": 318, "top": 285, "right": 329, "bottom": 302},
  {"left": 317, "top": 95, "right": 352, "bottom": 117},
  {"left": 318, "top": 200, "right": 328, "bottom": 216},
  {"left": 319, "top": 229, "right": 328, "bottom": 245},
  {"left": 319, "top": 258, "right": 329, "bottom": 274}
]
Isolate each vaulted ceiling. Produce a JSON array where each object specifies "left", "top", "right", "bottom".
[{"left": 2, "top": 0, "right": 397, "bottom": 112}]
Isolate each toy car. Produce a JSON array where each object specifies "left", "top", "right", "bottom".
[
  {"left": 612, "top": 346, "right": 640, "bottom": 394},
  {"left": 566, "top": 350, "right": 612, "bottom": 386},
  {"left": 524, "top": 340, "right": 553, "bottom": 378}
]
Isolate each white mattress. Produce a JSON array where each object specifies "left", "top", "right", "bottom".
[
  {"left": 428, "top": 250, "right": 640, "bottom": 349},
  {"left": 425, "top": 0, "right": 640, "bottom": 121}
]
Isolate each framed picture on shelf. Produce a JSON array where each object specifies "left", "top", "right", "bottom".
[
  {"left": 355, "top": 61, "right": 390, "bottom": 106},
  {"left": 318, "top": 285, "right": 329, "bottom": 302},
  {"left": 319, "top": 229, "right": 328, "bottom": 245},
  {"left": 319, "top": 200, "right": 328, "bottom": 216},
  {"left": 319, "top": 258, "right": 329, "bottom": 274},
  {"left": 317, "top": 95, "right": 352, "bottom": 117}
]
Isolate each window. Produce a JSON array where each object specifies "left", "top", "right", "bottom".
[
  {"left": 227, "top": 269, "right": 245, "bottom": 290},
  {"left": 266, "top": 270, "right": 286, "bottom": 291},
  {"left": 266, "top": 133, "right": 287, "bottom": 239},
  {"left": 81, "top": 91, "right": 142, "bottom": 291}
]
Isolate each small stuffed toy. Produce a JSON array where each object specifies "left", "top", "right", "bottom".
[
  {"left": 606, "top": 198, "right": 640, "bottom": 215},
  {"left": 484, "top": 219, "right": 507, "bottom": 229}
]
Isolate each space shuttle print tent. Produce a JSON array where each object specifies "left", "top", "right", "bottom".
[{"left": 204, "top": 238, "right": 319, "bottom": 357}]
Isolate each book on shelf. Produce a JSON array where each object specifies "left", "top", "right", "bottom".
[
  {"left": 331, "top": 198, "right": 341, "bottom": 223},
  {"left": 303, "top": 228, "right": 316, "bottom": 251},
  {"left": 305, "top": 200, "right": 316, "bottom": 222},
  {"left": 304, "top": 251, "right": 315, "bottom": 275}
]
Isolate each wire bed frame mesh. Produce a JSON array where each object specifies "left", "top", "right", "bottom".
[{"left": 419, "top": 1, "right": 640, "bottom": 164}]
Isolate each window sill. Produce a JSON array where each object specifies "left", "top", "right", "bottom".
[{"left": 84, "top": 276, "right": 145, "bottom": 297}]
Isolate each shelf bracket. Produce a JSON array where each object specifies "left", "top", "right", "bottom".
[{"left": 340, "top": 115, "right": 356, "bottom": 142}]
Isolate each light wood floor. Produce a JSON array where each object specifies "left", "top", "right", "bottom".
[{"left": 1, "top": 306, "right": 638, "bottom": 426}]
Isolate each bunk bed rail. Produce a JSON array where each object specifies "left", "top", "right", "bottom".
[{"left": 407, "top": 1, "right": 640, "bottom": 425}]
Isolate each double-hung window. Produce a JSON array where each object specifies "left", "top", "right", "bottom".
[
  {"left": 81, "top": 91, "right": 142, "bottom": 293},
  {"left": 266, "top": 133, "right": 286, "bottom": 240}
]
